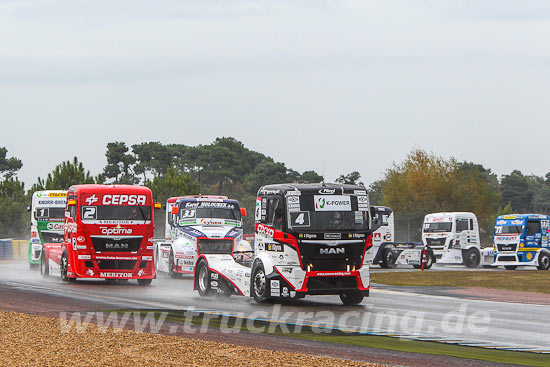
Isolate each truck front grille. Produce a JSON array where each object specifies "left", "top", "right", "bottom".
[{"left": 91, "top": 237, "right": 142, "bottom": 253}]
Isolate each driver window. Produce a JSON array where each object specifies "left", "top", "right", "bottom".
[
  {"left": 456, "top": 219, "right": 469, "bottom": 232},
  {"left": 526, "top": 221, "right": 541, "bottom": 236},
  {"left": 267, "top": 198, "right": 284, "bottom": 230}
]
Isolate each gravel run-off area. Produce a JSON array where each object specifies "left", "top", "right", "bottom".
[{"left": 0, "top": 311, "right": 385, "bottom": 367}]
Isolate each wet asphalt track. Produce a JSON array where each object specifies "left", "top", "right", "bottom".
[{"left": 1, "top": 261, "right": 549, "bottom": 354}]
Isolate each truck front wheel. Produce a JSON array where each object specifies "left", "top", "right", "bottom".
[
  {"left": 251, "top": 263, "right": 269, "bottom": 303},
  {"left": 60, "top": 251, "right": 75, "bottom": 283},
  {"left": 464, "top": 248, "right": 480, "bottom": 268},
  {"left": 40, "top": 249, "right": 49, "bottom": 277},
  {"left": 196, "top": 260, "right": 211, "bottom": 297},
  {"left": 504, "top": 265, "right": 517, "bottom": 270},
  {"left": 137, "top": 279, "right": 152, "bottom": 286},
  {"left": 537, "top": 252, "right": 550, "bottom": 270},
  {"left": 339, "top": 291, "right": 364, "bottom": 305}
]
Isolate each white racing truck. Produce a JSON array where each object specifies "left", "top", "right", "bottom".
[
  {"left": 422, "top": 212, "right": 493, "bottom": 268},
  {"left": 156, "top": 195, "right": 249, "bottom": 277},
  {"left": 194, "top": 183, "right": 373, "bottom": 305}
]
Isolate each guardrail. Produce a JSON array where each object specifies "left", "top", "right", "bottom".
[{"left": 0, "top": 239, "right": 28, "bottom": 260}]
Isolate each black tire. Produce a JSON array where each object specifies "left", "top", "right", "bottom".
[
  {"left": 60, "top": 251, "right": 75, "bottom": 282},
  {"left": 251, "top": 262, "right": 269, "bottom": 303},
  {"left": 537, "top": 252, "right": 550, "bottom": 270},
  {"left": 196, "top": 260, "right": 211, "bottom": 297},
  {"left": 464, "top": 248, "right": 481, "bottom": 268},
  {"left": 40, "top": 249, "right": 49, "bottom": 277},
  {"left": 339, "top": 290, "right": 364, "bottom": 305},
  {"left": 137, "top": 279, "right": 152, "bottom": 286},
  {"left": 504, "top": 265, "right": 517, "bottom": 270},
  {"left": 380, "top": 248, "right": 396, "bottom": 268}
]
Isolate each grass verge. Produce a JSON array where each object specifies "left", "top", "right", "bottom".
[{"left": 372, "top": 271, "right": 550, "bottom": 294}]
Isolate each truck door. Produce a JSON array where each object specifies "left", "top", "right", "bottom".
[
  {"left": 456, "top": 218, "right": 469, "bottom": 248},
  {"left": 525, "top": 220, "right": 542, "bottom": 247}
]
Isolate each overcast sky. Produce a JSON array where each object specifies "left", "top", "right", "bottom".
[{"left": 1, "top": 0, "right": 549, "bottom": 187}]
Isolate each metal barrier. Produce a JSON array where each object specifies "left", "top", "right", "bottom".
[{"left": 0, "top": 239, "right": 13, "bottom": 260}]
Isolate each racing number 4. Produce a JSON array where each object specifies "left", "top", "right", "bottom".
[{"left": 295, "top": 213, "right": 305, "bottom": 225}]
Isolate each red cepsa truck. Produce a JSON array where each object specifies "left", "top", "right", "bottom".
[{"left": 40, "top": 184, "right": 159, "bottom": 285}]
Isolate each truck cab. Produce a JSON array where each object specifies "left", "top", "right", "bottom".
[
  {"left": 156, "top": 195, "right": 248, "bottom": 276},
  {"left": 492, "top": 214, "right": 550, "bottom": 270},
  {"left": 365, "top": 206, "right": 395, "bottom": 266},
  {"left": 422, "top": 212, "right": 485, "bottom": 267},
  {"left": 28, "top": 190, "right": 67, "bottom": 268},
  {"left": 194, "top": 183, "right": 373, "bottom": 305},
  {"left": 40, "top": 184, "right": 158, "bottom": 285}
]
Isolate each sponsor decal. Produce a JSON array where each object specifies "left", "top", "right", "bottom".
[
  {"left": 287, "top": 196, "right": 300, "bottom": 203},
  {"left": 100, "top": 227, "right": 132, "bottom": 235},
  {"left": 315, "top": 271, "right": 352, "bottom": 276},
  {"left": 100, "top": 272, "right": 133, "bottom": 278},
  {"left": 313, "top": 195, "right": 351, "bottom": 211},
  {"left": 257, "top": 224, "right": 275, "bottom": 238},
  {"left": 142, "top": 256, "right": 153, "bottom": 261},
  {"left": 270, "top": 280, "right": 280, "bottom": 289},
  {"left": 496, "top": 220, "right": 507, "bottom": 225},
  {"left": 354, "top": 190, "right": 367, "bottom": 195},
  {"left": 76, "top": 245, "right": 87, "bottom": 250},
  {"left": 85, "top": 194, "right": 99, "bottom": 205},
  {"left": 211, "top": 273, "right": 219, "bottom": 280},
  {"left": 78, "top": 255, "right": 91, "bottom": 260},
  {"left": 299, "top": 233, "right": 318, "bottom": 239},
  {"left": 324, "top": 233, "right": 341, "bottom": 240},
  {"left": 102, "top": 195, "right": 147, "bottom": 206},
  {"left": 48, "top": 192, "right": 67, "bottom": 198},
  {"left": 86, "top": 269, "right": 94, "bottom": 276},
  {"left": 374, "top": 233, "right": 381, "bottom": 242},
  {"left": 199, "top": 218, "right": 224, "bottom": 225},
  {"left": 260, "top": 189, "right": 280, "bottom": 195},
  {"left": 266, "top": 243, "right": 284, "bottom": 252},
  {"left": 320, "top": 247, "right": 345, "bottom": 255},
  {"left": 47, "top": 222, "right": 64, "bottom": 230},
  {"left": 77, "top": 236, "right": 85, "bottom": 242},
  {"left": 137, "top": 269, "right": 145, "bottom": 277},
  {"left": 385, "top": 233, "right": 392, "bottom": 241},
  {"left": 282, "top": 287, "right": 289, "bottom": 297},
  {"left": 357, "top": 196, "right": 368, "bottom": 203},
  {"left": 347, "top": 233, "right": 366, "bottom": 239},
  {"left": 210, "top": 281, "right": 219, "bottom": 287},
  {"left": 318, "top": 188, "right": 336, "bottom": 195}
]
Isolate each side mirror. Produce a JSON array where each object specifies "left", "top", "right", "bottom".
[
  {"left": 171, "top": 206, "right": 179, "bottom": 215},
  {"left": 154, "top": 202, "right": 162, "bottom": 209},
  {"left": 240, "top": 208, "right": 247, "bottom": 217}
]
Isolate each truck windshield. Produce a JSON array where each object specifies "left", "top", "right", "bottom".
[
  {"left": 424, "top": 222, "right": 452, "bottom": 233},
  {"left": 495, "top": 225, "right": 522, "bottom": 235},
  {"left": 35, "top": 207, "right": 65, "bottom": 220},
  {"left": 180, "top": 207, "right": 240, "bottom": 221},
  {"left": 289, "top": 211, "right": 369, "bottom": 231},
  {"left": 81, "top": 205, "right": 151, "bottom": 221},
  {"left": 196, "top": 207, "right": 240, "bottom": 220}
]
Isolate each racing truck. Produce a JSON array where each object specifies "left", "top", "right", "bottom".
[
  {"left": 194, "top": 183, "right": 373, "bottom": 305},
  {"left": 422, "top": 212, "right": 493, "bottom": 268},
  {"left": 492, "top": 214, "right": 550, "bottom": 270},
  {"left": 40, "top": 184, "right": 160, "bottom": 285},
  {"left": 27, "top": 190, "right": 67, "bottom": 269},
  {"left": 156, "top": 195, "right": 248, "bottom": 277}
]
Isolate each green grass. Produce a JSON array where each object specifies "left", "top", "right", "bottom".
[
  {"left": 371, "top": 271, "right": 550, "bottom": 294},
  {"left": 120, "top": 310, "right": 550, "bottom": 366}
]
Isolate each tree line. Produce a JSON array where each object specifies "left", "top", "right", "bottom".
[{"left": 1, "top": 141, "right": 548, "bottom": 243}]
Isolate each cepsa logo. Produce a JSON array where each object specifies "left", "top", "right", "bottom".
[
  {"left": 103, "top": 195, "right": 147, "bottom": 206},
  {"left": 257, "top": 224, "right": 275, "bottom": 238}
]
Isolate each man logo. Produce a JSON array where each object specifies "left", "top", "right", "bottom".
[
  {"left": 85, "top": 194, "right": 99, "bottom": 205},
  {"left": 105, "top": 243, "right": 129, "bottom": 250},
  {"left": 320, "top": 247, "right": 345, "bottom": 255}
]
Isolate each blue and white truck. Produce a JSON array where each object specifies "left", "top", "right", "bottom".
[{"left": 492, "top": 214, "right": 550, "bottom": 270}]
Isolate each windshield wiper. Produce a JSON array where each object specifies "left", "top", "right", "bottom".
[{"left": 136, "top": 205, "right": 147, "bottom": 223}]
